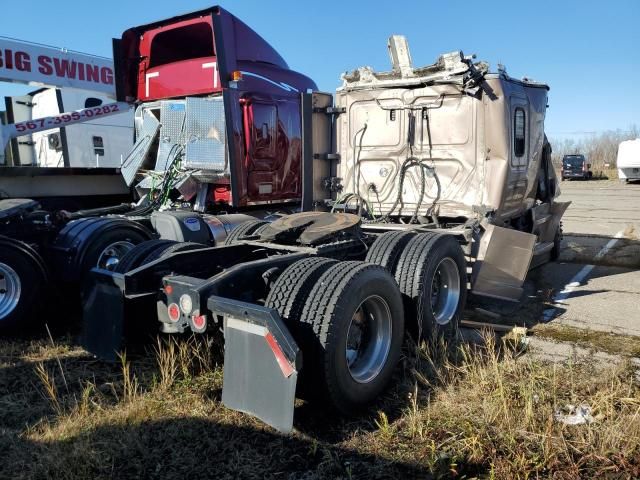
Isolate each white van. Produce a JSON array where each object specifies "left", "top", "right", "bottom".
[{"left": 617, "top": 139, "right": 640, "bottom": 182}]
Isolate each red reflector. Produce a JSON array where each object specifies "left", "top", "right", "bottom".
[
  {"left": 192, "top": 314, "right": 206, "bottom": 330},
  {"left": 167, "top": 303, "right": 180, "bottom": 322},
  {"left": 264, "top": 332, "right": 295, "bottom": 378},
  {"left": 164, "top": 285, "right": 173, "bottom": 295}
]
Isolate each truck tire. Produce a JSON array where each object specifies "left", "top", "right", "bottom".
[
  {"left": 0, "top": 237, "right": 48, "bottom": 331},
  {"left": 365, "top": 230, "right": 416, "bottom": 274},
  {"left": 265, "top": 257, "right": 338, "bottom": 326},
  {"left": 295, "top": 261, "right": 404, "bottom": 413},
  {"left": 53, "top": 217, "right": 152, "bottom": 281},
  {"left": 142, "top": 241, "right": 204, "bottom": 264},
  {"left": 224, "top": 219, "right": 268, "bottom": 245},
  {"left": 114, "top": 240, "right": 177, "bottom": 274},
  {"left": 550, "top": 225, "right": 563, "bottom": 262},
  {"left": 395, "top": 233, "right": 466, "bottom": 342}
]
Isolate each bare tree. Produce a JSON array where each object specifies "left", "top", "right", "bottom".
[{"left": 550, "top": 125, "right": 639, "bottom": 173}]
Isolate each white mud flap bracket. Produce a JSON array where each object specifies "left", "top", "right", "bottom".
[
  {"left": 208, "top": 296, "right": 301, "bottom": 433},
  {"left": 471, "top": 221, "right": 537, "bottom": 301}
]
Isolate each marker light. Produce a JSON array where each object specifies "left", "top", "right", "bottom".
[
  {"left": 164, "top": 285, "right": 173, "bottom": 295},
  {"left": 231, "top": 70, "right": 243, "bottom": 81},
  {"left": 179, "top": 294, "right": 193, "bottom": 315},
  {"left": 167, "top": 303, "right": 180, "bottom": 322}
]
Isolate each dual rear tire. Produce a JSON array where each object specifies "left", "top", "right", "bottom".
[
  {"left": 266, "top": 258, "right": 404, "bottom": 414},
  {"left": 367, "top": 231, "right": 467, "bottom": 342},
  {"left": 264, "top": 231, "right": 467, "bottom": 413},
  {"left": 224, "top": 219, "right": 269, "bottom": 245}
]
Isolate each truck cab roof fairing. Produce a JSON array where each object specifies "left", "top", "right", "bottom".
[{"left": 115, "top": 6, "right": 297, "bottom": 102}]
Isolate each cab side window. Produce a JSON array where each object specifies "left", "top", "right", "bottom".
[
  {"left": 252, "top": 103, "right": 277, "bottom": 160},
  {"left": 514, "top": 108, "right": 526, "bottom": 158}
]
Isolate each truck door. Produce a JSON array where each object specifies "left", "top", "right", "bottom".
[
  {"left": 5, "top": 94, "right": 36, "bottom": 165},
  {"left": 501, "top": 95, "right": 529, "bottom": 217},
  {"left": 242, "top": 96, "right": 301, "bottom": 202}
]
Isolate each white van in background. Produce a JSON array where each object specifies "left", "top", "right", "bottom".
[{"left": 617, "top": 139, "right": 640, "bottom": 182}]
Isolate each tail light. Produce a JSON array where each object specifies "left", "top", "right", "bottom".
[
  {"left": 192, "top": 313, "right": 207, "bottom": 332},
  {"left": 167, "top": 303, "right": 180, "bottom": 322}
]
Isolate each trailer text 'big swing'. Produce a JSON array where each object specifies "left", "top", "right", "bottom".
[{"left": 0, "top": 6, "right": 568, "bottom": 431}]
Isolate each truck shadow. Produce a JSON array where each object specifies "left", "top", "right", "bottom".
[{"left": 1, "top": 416, "right": 452, "bottom": 479}]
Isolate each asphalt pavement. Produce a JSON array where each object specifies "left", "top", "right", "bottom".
[
  {"left": 469, "top": 179, "right": 640, "bottom": 338},
  {"left": 558, "top": 179, "right": 640, "bottom": 237}
]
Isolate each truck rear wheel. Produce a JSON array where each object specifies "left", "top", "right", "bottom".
[
  {"left": 114, "top": 240, "right": 177, "bottom": 274},
  {"left": 0, "top": 238, "right": 48, "bottom": 331},
  {"left": 265, "top": 257, "right": 338, "bottom": 326},
  {"left": 53, "top": 218, "right": 152, "bottom": 281},
  {"left": 224, "top": 219, "right": 268, "bottom": 245},
  {"left": 365, "top": 230, "right": 416, "bottom": 274},
  {"left": 142, "top": 241, "right": 204, "bottom": 264},
  {"left": 395, "top": 233, "right": 466, "bottom": 342},
  {"left": 294, "top": 261, "right": 404, "bottom": 413}
]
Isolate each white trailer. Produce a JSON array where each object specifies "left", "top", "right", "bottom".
[
  {"left": 0, "top": 36, "right": 133, "bottom": 200},
  {"left": 617, "top": 138, "right": 640, "bottom": 182},
  {"left": 5, "top": 87, "right": 132, "bottom": 169}
]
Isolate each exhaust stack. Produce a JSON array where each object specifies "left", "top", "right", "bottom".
[{"left": 387, "top": 35, "right": 414, "bottom": 78}]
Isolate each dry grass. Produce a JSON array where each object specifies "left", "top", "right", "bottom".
[{"left": 1, "top": 331, "right": 638, "bottom": 479}]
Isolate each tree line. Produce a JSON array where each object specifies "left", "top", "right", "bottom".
[{"left": 550, "top": 125, "right": 638, "bottom": 171}]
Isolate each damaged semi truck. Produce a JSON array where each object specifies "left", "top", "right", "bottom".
[
  {"left": 0, "top": 8, "right": 316, "bottom": 330},
  {"left": 79, "top": 7, "right": 569, "bottom": 431}
]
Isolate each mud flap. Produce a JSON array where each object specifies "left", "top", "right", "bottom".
[
  {"left": 82, "top": 269, "right": 127, "bottom": 361},
  {"left": 82, "top": 268, "right": 157, "bottom": 361},
  {"left": 208, "top": 296, "right": 301, "bottom": 433},
  {"left": 471, "top": 221, "right": 537, "bottom": 301}
]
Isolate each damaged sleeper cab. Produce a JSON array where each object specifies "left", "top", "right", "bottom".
[
  {"left": 82, "top": 9, "right": 568, "bottom": 433},
  {"left": 335, "top": 36, "right": 568, "bottom": 300}
]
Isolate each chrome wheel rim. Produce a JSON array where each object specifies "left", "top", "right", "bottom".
[
  {"left": 97, "top": 241, "right": 135, "bottom": 270},
  {"left": 0, "top": 262, "right": 21, "bottom": 319},
  {"left": 345, "top": 294, "right": 393, "bottom": 384},
  {"left": 430, "top": 257, "right": 461, "bottom": 325}
]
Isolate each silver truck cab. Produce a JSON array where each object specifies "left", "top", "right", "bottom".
[{"left": 328, "top": 36, "right": 569, "bottom": 300}]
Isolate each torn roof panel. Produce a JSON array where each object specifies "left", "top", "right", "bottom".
[{"left": 338, "top": 35, "right": 548, "bottom": 92}]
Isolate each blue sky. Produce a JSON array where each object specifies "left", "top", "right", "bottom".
[{"left": 1, "top": 0, "right": 638, "bottom": 139}]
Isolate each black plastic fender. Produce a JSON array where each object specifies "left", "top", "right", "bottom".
[{"left": 50, "top": 217, "right": 153, "bottom": 282}]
